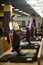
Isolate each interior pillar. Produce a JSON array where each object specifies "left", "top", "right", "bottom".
[{"left": 3, "top": 4, "right": 12, "bottom": 37}]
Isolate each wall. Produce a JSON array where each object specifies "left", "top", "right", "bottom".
[
  {"left": 35, "top": 15, "right": 42, "bottom": 27},
  {"left": 17, "top": 15, "right": 42, "bottom": 27},
  {"left": 17, "top": 16, "right": 30, "bottom": 26}
]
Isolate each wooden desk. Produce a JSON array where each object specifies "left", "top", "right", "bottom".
[{"left": 0, "top": 41, "right": 42, "bottom": 65}]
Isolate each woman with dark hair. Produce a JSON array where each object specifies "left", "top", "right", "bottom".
[{"left": 29, "top": 17, "right": 34, "bottom": 37}]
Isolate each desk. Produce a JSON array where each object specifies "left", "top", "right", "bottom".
[{"left": 0, "top": 41, "right": 42, "bottom": 65}]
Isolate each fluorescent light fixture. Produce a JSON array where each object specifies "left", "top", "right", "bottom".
[
  {"left": 36, "top": 3, "right": 43, "bottom": 6},
  {"left": 12, "top": 6, "right": 14, "bottom": 9},
  {"left": 32, "top": 5, "right": 43, "bottom": 17},
  {"left": 1, "top": 4, "right": 4, "bottom": 6},
  {"left": 39, "top": 13, "right": 43, "bottom": 17},
  {"left": 33, "top": 7, "right": 40, "bottom": 10},
  {"left": 14, "top": 9, "right": 19, "bottom": 11},
  {"left": 22, "top": 12, "right": 25, "bottom": 14},
  {"left": 26, "top": 13, "right": 30, "bottom": 16},
  {"left": 19, "top": 11, "right": 23, "bottom": 13},
  {"left": 22, "top": 12, "right": 30, "bottom": 16},
  {"left": 23, "top": 12, "right": 27, "bottom": 15},
  {"left": 25, "top": 0, "right": 38, "bottom": 4},
  {"left": 25, "top": 0, "right": 43, "bottom": 17},
  {"left": 38, "top": 0, "right": 43, "bottom": 2}
]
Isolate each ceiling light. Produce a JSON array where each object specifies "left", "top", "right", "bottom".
[
  {"left": 39, "top": 0, "right": 43, "bottom": 2},
  {"left": 19, "top": 11, "right": 23, "bottom": 13},
  {"left": 12, "top": 6, "right": 14, "bottom": 9},
  {"left": 25, "top": 0, "right": 43, "bottom": 17},
  {"left": 25, "top": 0, "right": 38, "bottom": 4},
  {"left": 1, "top": 4, "right": 4, "bottom": 6},
  {"left": 39, "top": 13, "right": 43, "bottom": 17},
  {"left": 14, "top": 9, "right": 19, "bottom": 11},
  {"left": 22, "top": 12, "right": 30, "bottom": 16}
]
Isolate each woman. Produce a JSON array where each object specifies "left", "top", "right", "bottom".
[
  {"left": 9, "top": 18, "right": 13, "bottom": 33},
  {"left": 29, "top": 17, "right": 34, "bottom": 37},
  {"left": 12, "top": 15, "right": 24, "bottom": 55},
  {"left": 12, "top": 15, "right": 20, "bottom": 51}
]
